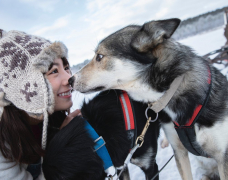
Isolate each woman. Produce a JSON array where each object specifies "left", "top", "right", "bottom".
[{"left": 0, "top": 29, "right": 81, "bottom": 179}]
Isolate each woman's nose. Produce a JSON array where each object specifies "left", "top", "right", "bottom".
[{"left": 62, "top": 72, "right": 72, "bottom": 86}]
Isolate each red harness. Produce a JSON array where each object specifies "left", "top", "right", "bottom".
[
  {"left": 119, "top": 65, "right": 212, "bottom": 158},
  {"left": 119, "top": 91, "right": 135, "bottom": 130},
  {"left": 119, "top": 91, "right": 136, "bottom": 148},
  {"left": 174, "top": 66, "right": 212, "bottom": 157}
]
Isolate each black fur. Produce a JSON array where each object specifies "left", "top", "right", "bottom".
[
  {"left": 81, "top": 90, "right": 160, "bottom": 179},
  {"left": 197, "top": 67, "right": 228, "bottom": 127},
  {"left": 43, "top": 90, "right": 160, "bottom": 180},
  {"left": 43, "top": 117, "right": 105, "bottom": 180}
]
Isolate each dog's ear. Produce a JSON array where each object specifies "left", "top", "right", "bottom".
[{"left": 131, "top": 18, "right": 181, "bottom": 52}]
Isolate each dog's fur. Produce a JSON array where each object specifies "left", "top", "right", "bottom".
[
  {"left": 72, "top": 18, "right": 228, "bottom": 180},
  {"left": 43, "top": 90, "right": 160, "bottom": 180},
  {"left": 43, "top": 117, "right": 105, "bottom": 180}
]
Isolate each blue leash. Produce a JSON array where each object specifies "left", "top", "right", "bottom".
[{"left": 84, "top": 121, "right": 116, "bottom": 178}]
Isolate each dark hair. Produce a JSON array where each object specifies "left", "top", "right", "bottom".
[
  {"left": 0, "top": 105, "right": 45, "bottom": 164},
  {"left": 61, "top": 57, "right": 69, "bottom": 67},
  {"left": 0, "top": 105, "right": 66, "bottom": 164},
  {"left": 48, "top": 57, "right": 70, "bottom": 71}
]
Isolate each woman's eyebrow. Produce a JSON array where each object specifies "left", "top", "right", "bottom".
[
  {"left": 52, "top": 63, "right": 60, "bottom": 66},
  {"left": 48, "top": 62, "right": 60, "bottom": 70}
]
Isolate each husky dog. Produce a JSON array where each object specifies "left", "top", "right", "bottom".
[{"left": 70, "top": 18, "right": 228, "bottom": 180}]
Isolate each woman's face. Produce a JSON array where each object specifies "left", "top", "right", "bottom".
[{"left": 45, "top": 58, "right": 73, "bottom": 111}]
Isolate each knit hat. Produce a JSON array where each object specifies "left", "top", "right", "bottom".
[{"left": 0, "top": 29, "right": 68, "bottom": 150}]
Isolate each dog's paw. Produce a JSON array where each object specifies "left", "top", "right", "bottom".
[{"left": 160, "top": 137, "right": 169, "bottom": 149}]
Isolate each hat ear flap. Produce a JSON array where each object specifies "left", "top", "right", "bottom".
[{"left": 0, "top": 92, "right": 10, "bottom": 107}]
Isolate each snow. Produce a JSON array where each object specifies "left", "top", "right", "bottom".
[
  {"left": 70, "top": 26, "right": 227, "bottom": 180},
  {"left": 179, "top": 26, "right": 226, "bottom": 56}
]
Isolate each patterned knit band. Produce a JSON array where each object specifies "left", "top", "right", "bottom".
[
  {"left": 0, "top": 30, "right": 68, "bottom": 118},
  {"left": 0, "top": 29, "right": 68, "bottom": 150}
]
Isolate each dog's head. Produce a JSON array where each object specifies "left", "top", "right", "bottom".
[{"left": 72, "top": 18, "right": 180, "bottom": 93}]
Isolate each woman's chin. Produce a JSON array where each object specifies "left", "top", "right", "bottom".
[{"left": 54, "top": 100, "right": 73, "bottom": 112}]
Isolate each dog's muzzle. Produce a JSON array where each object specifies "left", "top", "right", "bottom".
[{"left": 68, "top": 76, "right": 75, "bottom": 87}]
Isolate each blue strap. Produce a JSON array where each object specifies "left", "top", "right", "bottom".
[
  {"left": 84, "top": 121, "right": 113, "bottom": 170},
  {"left": 94, "top": 136, "right": 105, "bottom": 151}
]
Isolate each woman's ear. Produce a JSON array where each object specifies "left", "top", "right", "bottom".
[{"left": 131, "top": 18, "right": 181, "bottom": 53}]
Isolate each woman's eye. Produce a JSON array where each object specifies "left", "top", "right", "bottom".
[
  {"left": 50, "top": 69, "right": 58, "bottom": 74},
  {"left": 96, "top": 54, "right": 104, "bottom": 62},
  {"left": 65, "top": 66, "right": 71, "bottom": 74}
]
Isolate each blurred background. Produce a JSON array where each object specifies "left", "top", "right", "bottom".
[
  {"left": 0, "top": 0, "right": 227, "bottom": 66},
  {"left": 1, "top": 1, "right": 228, "bottom": 179}
]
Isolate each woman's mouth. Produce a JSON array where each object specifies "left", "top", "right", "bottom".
[{"left": 57, "top": 90, "right": 72, "bottom": 98}]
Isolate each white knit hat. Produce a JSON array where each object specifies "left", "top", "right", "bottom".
[{"left": 0, "top": 29, "right": 68, "bottom": 149}]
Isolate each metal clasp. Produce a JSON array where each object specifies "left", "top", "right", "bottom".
[
  {"left": 145, "top": 106, "right": 158, "bottom": 122},
  {"left": 94, "top": 136, "right": 106, "bottom": 151},
  {"left": 135, "top": 117, "right": 151, "bottom": 147},
  {"left": 117, "top": 105, "right": 159, "bottom": 179},
  {"left": 136, "top": 107, "right": 159, "bottom": 148}
]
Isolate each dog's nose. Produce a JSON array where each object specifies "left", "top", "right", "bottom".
[{"left": 68, "top": 76, "right": 75, "bottom": 87}]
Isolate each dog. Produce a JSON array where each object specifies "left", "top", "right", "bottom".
[
  {"left": 70, "top": 18, "right": 228, "bottom": 180},
  {"left": 43, "top": 90, "right": 160, "bottom": 180}
]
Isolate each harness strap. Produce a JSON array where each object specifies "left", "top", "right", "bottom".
[
  {"left": 174, "top": 65, "right": 212, "bottom": 157},
  {"left": 175, "top": 66, "right": 211, "bottom": 128},
  {"left": 94, "top": 136, "right": 106, "bottom": 151},
  {"left": 119, "top": 91, "right": 135, "bottom": 130},
  {"left": 119, "top": 91, "right": 137, "bottom": 149},
  {"left": 84, "top": 121, "right": 114, "bottom": 171}
]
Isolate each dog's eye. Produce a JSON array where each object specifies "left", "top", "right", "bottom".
[{"left": 96, "top": 54, "right": 104, "bottom": 62}]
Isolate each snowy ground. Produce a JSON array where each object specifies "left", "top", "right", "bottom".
[{"left": 70, "top": 26, "right": 227, "bottom": 180}]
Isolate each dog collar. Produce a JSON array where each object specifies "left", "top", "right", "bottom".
[
  {"left": 148, "top": 74, "right": 184, "bottom": 113},
  {"left": 119, "top": 90, "right": 137, "bottom": 149}
]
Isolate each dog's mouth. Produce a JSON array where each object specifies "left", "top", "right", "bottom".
[{"left": 81, "top": 86, "right": 106, "bottom": 93}]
